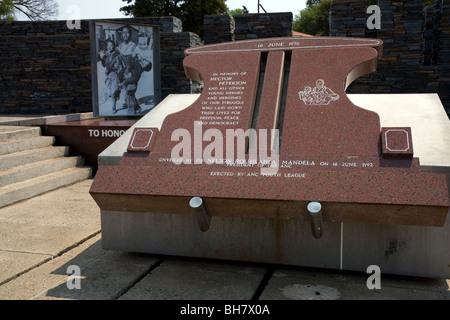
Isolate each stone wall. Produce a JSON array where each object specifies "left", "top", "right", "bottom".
[
  {"left": 2, "top": 6, "right": 449, "bottom": 116},
  {"left": 0, "top": 20, "right": 91, "bottom": 114},
  {"left": 422, "top": 5, "right": 434, "bottom": 65},
  {"left": 330, "top": 0, "right": 450, "bottom": 116},
  {"left": 234, "top": 12, "right": 293, "bottom": 40},
  {"left": 203, "top": 12, "right": 293, "bottom": 44},
  {"left": 203, "top": 14, "right": 235, "bottom": 45},
  {"left": 160, "top": 31, "right": 202, "bottom": 97},
  {"left": 0, "top": 17, "right": 199, "bottom": 114},
  {"left": 329, "top": 0, "right": 367, "bottom": 37},
  {"left": 0, "top": 13, "right": 293, "bottom": 115}
]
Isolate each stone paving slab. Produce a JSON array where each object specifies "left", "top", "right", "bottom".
[
  {"left": 0, "top": 234, "right": 161, "bottom": 300},
  {"left": 119, "top": 257, "right": 267, "bottom": 300},
  {"left": 0, "top": 179, "right": 100, "bottom": 256},
  {"left": 39, "top": 245, "right": 160, "bottom": 300},
  {"left": 0, "top": 251, "right": 52, "bottom": 285},
  {"left": 259, "top": 266, "right": 450, "bottom": 300}
]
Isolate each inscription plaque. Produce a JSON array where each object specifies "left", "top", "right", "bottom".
[{"left": 90, "top": 37, "right": 449, "bottom": 227}]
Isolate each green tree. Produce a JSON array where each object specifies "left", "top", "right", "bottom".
[
  {"left": 120, "top": 0, "right": 182, "bottom": 17},
  {"left": 181, "top": 0, "right": 228, "bottom": 38},
  {"left": 120, "top": 0, "right": 228, "bottom": 38},
  {"left": 293, "top": 0, "right": 331, "bottom": 36},
  {"left": 0, "top": 0, "right": 15, "bottom": 20},
  {"left": 294, "top": 0, "right": 435, "bottom": 36},
  {"left": 229, "top": 5, "right": 248, "bottom": 17}
]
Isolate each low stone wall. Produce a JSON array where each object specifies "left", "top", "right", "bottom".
[
  {"left": 203, "top": 14, "right": 235, "bottom": 45},
  {"left": 234, "top": 12, "right": 293, "bottom": 40},
  {"left": 203, "top": 12, "right": 293, "bottom": 44},
  {"left": 330, "top": 0, "right": 450, "bottom": 116},
  {"left": 0, "top": 17, "right": 198, "bottom": 114},
  {"left": 160, "top": 31, "right": 202, "bottom": 97},
  {"left": 1, "top": 6, "right": 449, "bottom": 116},
  {"left": 0, "top": 20, "right": 91, "bottom": 114}
]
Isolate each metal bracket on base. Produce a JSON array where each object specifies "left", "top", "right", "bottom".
[
  {"left": 190, "top": 197, "right": 211, "bottom": 232},
  {"left": 308, "top": 202, "right": 323, "bottom": 239}
]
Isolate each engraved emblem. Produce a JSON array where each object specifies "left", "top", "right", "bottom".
[{"left": 299, "top": 79, "right": 340, "bottom": 105}]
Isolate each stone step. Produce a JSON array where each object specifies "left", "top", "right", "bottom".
[
  {"left": 0, "top": 126, "right": 41, "bottom": 142},
  {"left": 0, "top": 156, "right": 84, "bottom": 187},
  {"left": 0, "top": 146, "right": 69, "bottom": 171},
  {"left": 0, "top": 136, "right": 55, "bottom": 156},
  {"left": 0, "top": 166, "right": 92, "bottom": 208}
]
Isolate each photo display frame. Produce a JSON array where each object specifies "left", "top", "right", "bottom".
[{"left": 89, "top": 20, "right": 161, "bottom": 117}]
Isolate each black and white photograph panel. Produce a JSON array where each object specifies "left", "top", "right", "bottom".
[{"left": 91, "top": 21, "right": 159, "bottom": 117}]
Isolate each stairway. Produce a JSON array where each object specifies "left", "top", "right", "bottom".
[{"left": 0, "top": 125, "right": 92, "bottom": 208}]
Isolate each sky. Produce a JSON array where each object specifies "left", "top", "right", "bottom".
[{"left": 55, "top": 0, "right": 307, "bottom": 21}]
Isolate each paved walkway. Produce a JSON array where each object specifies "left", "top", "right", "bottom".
[{"left": 0, "top": 179, "right": 448, "bottom": 301}]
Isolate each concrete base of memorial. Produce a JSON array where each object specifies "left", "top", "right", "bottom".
[{"left": 94, "top": 93, "right": 450, "bottom": 278}]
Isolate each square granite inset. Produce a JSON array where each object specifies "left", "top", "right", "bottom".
[
  {"left": 127, "top": 128, "right": 158, "bottom": 153},
  {"left": 381, "top": 127, "right": 413, "bottom": 159}
]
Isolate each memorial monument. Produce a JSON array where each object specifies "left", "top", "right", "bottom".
[{"left": 90, "top": 36, "right": 450, "bottom": 277}]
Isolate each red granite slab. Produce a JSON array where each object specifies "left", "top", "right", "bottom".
[
  {"left": 91, "top": 163, "right": 447, "bottom": 228},
  {"left": 90, "top": 36, "right": 449, "bottom": 227},
  {"left": 256, "top": 51, "right": 285, "bottom": 150},
  {"left": 184, "top": 37, "right": 383, "bottom": 57},
  {"left": 282, "top": 47, "right": 381, "bottom": 159}
]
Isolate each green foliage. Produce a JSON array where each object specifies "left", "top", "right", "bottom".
[
  {"left": 0, "top": 0, "right": 15, "bottom": 20},
  {"left": 181, "top": 0, "right": 228, "bottom": 38},
  {"left": 229, "top": 5, "right": 248, "bottom": 17},
  {"left": 120, "top": 0, "right": 228, "bottom": 38},
  {"left": 293, "top": 0, "right": 331, "bottom": 36},
  {"left": 120, "top": 0, "right": 181, "bottom": 17}
]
